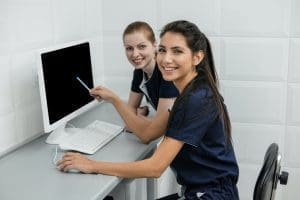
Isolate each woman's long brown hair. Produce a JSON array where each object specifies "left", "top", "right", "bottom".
[{"left": 160, "top": 20, "right": 232, "bottom": 144}]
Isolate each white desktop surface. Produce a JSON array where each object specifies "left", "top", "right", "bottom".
[{"left": 0, "top": 102, "right": 157, "bottom": 200}]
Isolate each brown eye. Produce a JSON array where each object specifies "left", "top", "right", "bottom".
[
  {"left": 173, "top": 49, "right": 183, "bottom": 54},
  {"left": 125, "top": 47, "right": 133, "bottom": 51},
  {"left": 158, "top": 48, "right": 166, "bottom": 53},
  {"left": 138, "top": 44, "right": 146, "bottom": 50}
]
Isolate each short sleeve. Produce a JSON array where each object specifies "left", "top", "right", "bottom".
[
  {"left": 159, "top": 79, "right": 179, "bottom": 98},
  {"left": 166, "top": 89, "right": 218, "bottom": 147},
  {"left": 130, "top": 69, "right": 143, "bottom": 93}
]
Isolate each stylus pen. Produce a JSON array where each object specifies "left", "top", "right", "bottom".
[{"left": 76, "top": 76, "right": 90, "bottom": 91}]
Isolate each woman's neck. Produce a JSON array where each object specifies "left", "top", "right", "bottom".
[
  {"left": 174, "top": 72, "right": 198, "bottom": 94},
  {"left": 142, "top": 59, "right": 156, "bottom": 78}
]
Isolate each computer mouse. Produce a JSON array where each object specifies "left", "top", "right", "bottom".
[{"left": 67, "top": 168, "right": 80, "bottom": 173}]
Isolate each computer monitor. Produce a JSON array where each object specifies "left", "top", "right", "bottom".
[{"left": 37, "top": 40, "right": 97, "bottom": 144}]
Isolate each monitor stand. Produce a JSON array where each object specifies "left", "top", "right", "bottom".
[{"left": 45, "top": 123, "right": 75, "bottom": 145}]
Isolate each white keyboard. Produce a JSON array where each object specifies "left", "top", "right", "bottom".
[{"left": 59, "top": 120, "right": 123, "bottom": 154}]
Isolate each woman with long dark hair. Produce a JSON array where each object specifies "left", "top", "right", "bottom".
[{"left": 156, "top": 20, "right": 239, "bottom": 199}]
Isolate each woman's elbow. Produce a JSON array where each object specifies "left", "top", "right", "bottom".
[
  {"left": 138, "top": 133, "right": 157, "bottom": 144},
  {"left": 144, "top": 158, "right": 166, "bottom": 178},
  {"left": 149, "top": 166, "right": 164, "bottom": 178},
  {"left": 139, "top": 132, "right": 163, "bottom": 144},
  {"left": 140, "top": 137, "right": 152, "bottom": 144}
]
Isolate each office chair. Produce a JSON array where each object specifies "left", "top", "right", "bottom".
[{"left": 253, "top": 143, "right": 289, "bottom": 200}]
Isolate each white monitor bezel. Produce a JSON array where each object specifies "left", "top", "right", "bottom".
[{"left": 37, "top": 39, "right": 98, "bottom": 133}]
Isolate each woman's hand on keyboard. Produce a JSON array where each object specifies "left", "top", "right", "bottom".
[{"left": 57, "top": 152, "right": 96, "bottom": 174}]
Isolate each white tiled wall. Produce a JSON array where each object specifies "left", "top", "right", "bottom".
[
  {"left": 237, "top": 164, "right": 261, "bottom": 200},
  {"left": 101, "top": 0, "right": 158, "bottom": 34},
  {"left": 285, "top": 127, "right": 300, "bottom": 167},
  {"left": 102, "top": 35, "right": 130, "bottom": 77},
  {"left": 232, "top": 123, "right": 285, "bottom": 164},
  {"left": 9, "top": 1, "right": 53, "bottom": 52},
  {"left": 287, "top": 84, "right": 300, "bottom": 125},
  {"left": 220, "top": 38, "right": 288, "bottom": 81},
  {"left": 159, "top": 0, "right": 220, "bottom": 35},
  {"left": 224, "top": 81, "right": 287, "bottom": 125},
  {"left": 0, "top": 56, "right": 14, "bottom": 116},
  {"left": 1, "top": 0, "right": 299, "bottom": 199},
  {"left": 290, "top": 0, "right": 300, "bottom": 36},
  {"left": 89, "top": 36, "right": 104, "bottom": 85},
  {"left": 52, "top": 0, "right": 86, "bottom": 43},
  {"left": 220, "top": 0, "right": 290, "bottom": 37},
  {"left": 289, "top": 39, "right": 300, "bottom": 82}
]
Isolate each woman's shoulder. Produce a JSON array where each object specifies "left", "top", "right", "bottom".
[
  {"left": 189, "top": 83, "right": 213, "bottom": 100},
  {"left": 132, "top": 69, "right": 144, "bottom": 81},
  {"left": 176, "top": 84, "right": 212, "bottom": 111},
  {"left": 133, "top": 68, "right": 143, "bottom": 76}
]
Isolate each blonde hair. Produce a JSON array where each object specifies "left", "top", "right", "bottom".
[{"left": 123, "top": 21, "right": 156, "bottom": 44}]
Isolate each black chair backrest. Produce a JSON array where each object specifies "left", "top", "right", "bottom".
[{"left": 253, "top": 143, "right": 278, "bottom": 200}]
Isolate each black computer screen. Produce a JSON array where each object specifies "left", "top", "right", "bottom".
[{"left": 41, "top": 42, "right": 94, "bottom": 124}]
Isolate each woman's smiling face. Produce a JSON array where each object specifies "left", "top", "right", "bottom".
[
  {"left": 123, "top": 31, "right": 156, "bottom": 70},
  {"left": 157, "top": 32, "right": 202, "bottom": 92}
]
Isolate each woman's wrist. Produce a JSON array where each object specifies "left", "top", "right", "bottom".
[
  {"left": 111, "top": 95, "right": 122, "bottom": 106},
  {"left": 91, "top": 160, "right": 100, "bottom": 174}
]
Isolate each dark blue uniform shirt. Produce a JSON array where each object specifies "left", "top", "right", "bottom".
[
  {"left": 131, "top": 64, "right": 179, "bottom": 110},
  {"left": 166, "top": 83, "right": 239, "bottom": 192}
]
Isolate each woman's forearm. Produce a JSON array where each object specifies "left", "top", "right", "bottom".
[
  {"left": 111, "top": 97, "right": 164, "bottom": 143},
  {"left": 92, "top": 159, "right": 162, "bottom": 178}
]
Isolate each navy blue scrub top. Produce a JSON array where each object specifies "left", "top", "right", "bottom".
[
  {"left": 166, "top": 83, "right": 239, "bottom": 188},
  {"left": 131, "top": 64, "right": 179, "bottom": 110}
]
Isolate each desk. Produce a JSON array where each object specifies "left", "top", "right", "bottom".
[{"left": 0, "top": 102, "right": 157, "bottom": 200}]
